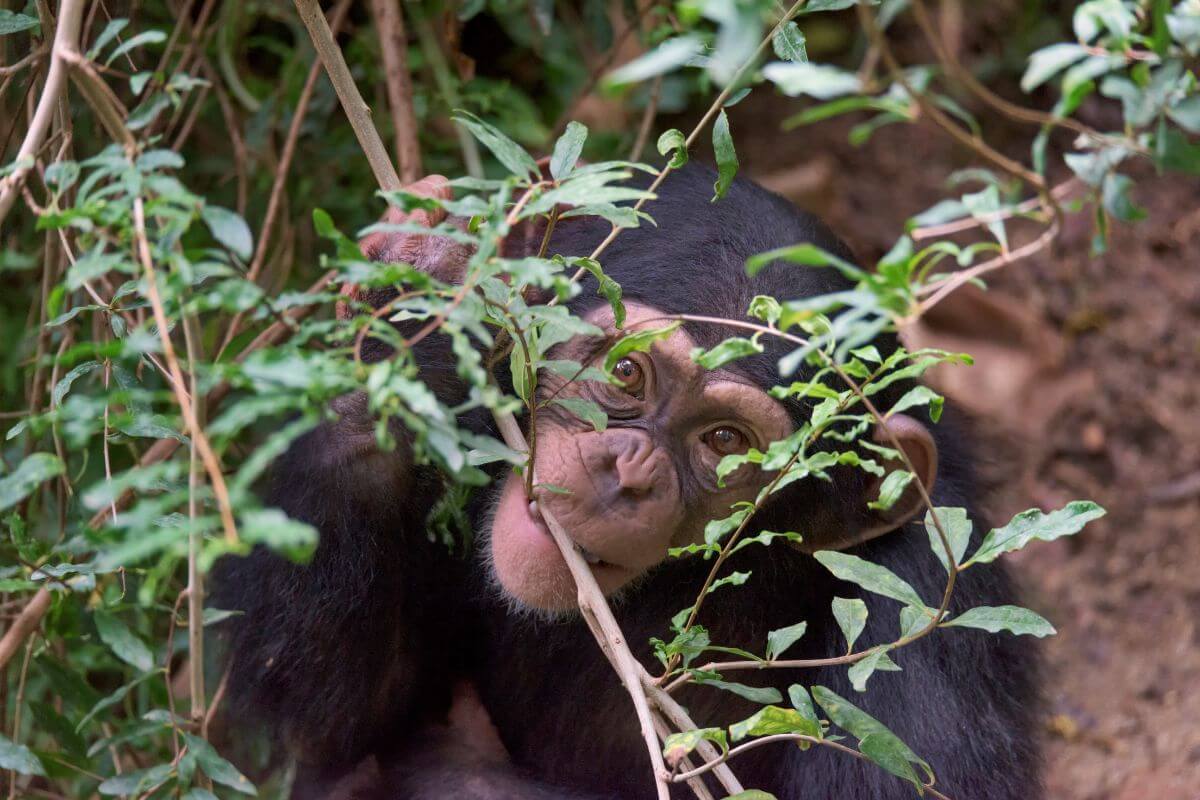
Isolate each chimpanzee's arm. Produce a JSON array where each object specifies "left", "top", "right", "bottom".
[
  {"left": 214, "top": 395, "right": 466, "bottom": 768},
  {"left": 215, "top": 176, "right": 473, "bottom": 768}
]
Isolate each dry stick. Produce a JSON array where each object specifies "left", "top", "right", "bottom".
[
  {"left": 292, "top": 0, "right": 401, "bottom": 192},
  {"left": 132, "top": 195, "right": 239, "bottom": 544},
  {"left": 0, "top": 588, "right": 50, "bottom": 671},
  {"left": 643, "top": 674, "right": 745, "bottom": 795},
  {"left": 182, "top": 313, "right": 206, "bottom": 721},
  {"left": 0, "top": 0, "right": 84, "bottom": 226},
  {"left": 369, "top": 0, "right": 423, "bottom": 183},
  {"left": 217, "top": 0, "right": 355, "bottom": 359}
]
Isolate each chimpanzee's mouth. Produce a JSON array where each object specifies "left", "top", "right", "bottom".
[{"left": 527, "top": 500, "right": 612, "bottom": 568}]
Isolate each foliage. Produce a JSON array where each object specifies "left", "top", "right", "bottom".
[{"left": 2, "top": 0, "right": 1194, "bottom": 797}]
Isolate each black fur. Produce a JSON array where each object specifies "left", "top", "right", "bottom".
[{"left": 215, "top": 164, "right": 1039, "bottom": 799}]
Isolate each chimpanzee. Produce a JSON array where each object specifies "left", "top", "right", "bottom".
[{"left": 215, "top": 163, "right": 1039, "bottom": 800}]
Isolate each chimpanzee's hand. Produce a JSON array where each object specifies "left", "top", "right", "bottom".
[{"left": 338, "top": 175, "right": 472, "bottom": 320}]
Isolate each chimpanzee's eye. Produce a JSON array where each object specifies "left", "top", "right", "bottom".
[
  {"left": 613, "top": 358, "right": 645, "bottom": 396},
  {"left": 704, "top": 426, "right": 749, "bottom": 457}
]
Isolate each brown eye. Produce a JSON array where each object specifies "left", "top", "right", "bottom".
[
  {"left": 705, "top": 426, "right": 749, "bottom": 457},
  {"left": 613, "top": 358, "right": 644, "bottom": 395}
]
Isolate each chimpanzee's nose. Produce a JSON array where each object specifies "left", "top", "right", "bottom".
[{"left": 607, "top": 430, "right": 658, "bottom": 496}]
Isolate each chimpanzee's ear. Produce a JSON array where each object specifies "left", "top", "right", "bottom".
[{"left": 801, "top": 413, "right": 938, "bottom": 552}]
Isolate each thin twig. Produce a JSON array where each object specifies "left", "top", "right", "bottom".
[
  {"left": 0, "top": 0, "right": 85, "bottom": 225},
  {"left": 292, "top": 0, "right": 402, "bottom": 191},
  {"left": 0, "top": 588, "right": 51, "bottom": 670},
  {"left": 369, "top": 0, "right": 423, "bottom": 182},
  {"left": 132, "top": 195, "right": 239, "bottom": 544}
]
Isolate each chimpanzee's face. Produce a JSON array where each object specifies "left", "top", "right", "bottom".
[{"left": 487, "top": 302, "right": 794, "bottom": 612}]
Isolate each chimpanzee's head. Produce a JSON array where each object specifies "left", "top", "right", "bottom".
[{"left": 483, "top": 165, "right": 939, "bottom": 612}]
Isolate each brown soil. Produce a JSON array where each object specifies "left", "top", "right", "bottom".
[{"left": 722, "top": 88, "right": 1200, "bottom": 799}]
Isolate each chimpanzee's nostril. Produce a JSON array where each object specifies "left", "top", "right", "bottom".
[{"left": 614, "top": 450, "right": 656, "bottom": 494}]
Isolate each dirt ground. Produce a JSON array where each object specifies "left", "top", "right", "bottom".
[{"left": 721, "top": 87, "right": 1200, "bottom": 798}]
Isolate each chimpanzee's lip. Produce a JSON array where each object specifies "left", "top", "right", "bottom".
[{"left": 527, "top": 500, "right": 614, "bottom": 569}]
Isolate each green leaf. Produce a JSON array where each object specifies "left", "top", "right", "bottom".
[
  {"left": 765, "top": 622, "right": 807, "bottom": 660},
  {"left": 1168, "top": 94, "right": 1200, "bottom": 133},
  {"left": 704, "top": 506, "right": 750, "bottom": 546},
  {"left": 1101, "top": 172, "right": 1145, "bottom": 223},
  {"left": 811, "top": 686, "right": 926, "bottom": 773},
  {"left": 867, "top": 469, "right": 914, "bottom": 512},
  {"left": 711, "top": 109, "right": 739, "bottom": 201},
  {"left": 691, "top": 336, "right": 763, "bottom": 370},
  {"left": 859, "top": 732, "right": 924, "bottom": 791},
  {"left": 604, "top": 35, "right": 704, "bottom": 88},
  {"left": 240, "top": 509, "right": 318, "bottom": 563},
  {"left": 0, "top": 453, "right": 65, "bottom": 511},
  {"left": 569, "top": 256, "right": 625, "bottom": 327},
  {"left": 98, "top": 764, "right": 174, "bottom": 795},
  {"left": 943, "top": 605, "right": 1056, "bottom": 637},
  {"left": 786, "top": 685, "right": 821, "bottom": 732},
  {"left": 966, "top": 501, "right": 1106, "bottom": 566},
  {"left": 799, "top": 0, "right": 871, "bottom": 12},
  {"left": 772, "top": 22, "right": 807, "bottom": 62},
  {"left": 746, "top": 242, "right": 864, "bottom": 279},
  {"left": 87, "top": 18, "right": 128, "bottom": 58},
  {"left": 550, "top": 121, "right": 587, "bottom": 180},
  {"left": 1020, "top": 43, "right": 1090, "bottom": 92},
  {"left": 603, "top": 321, "right": 681, "bottom": 373},
  {"left": 452, "top": 110, "right": 540, "bottom": 180},
  {"left": 0, "top": 10, "right": 39, "bottom": 36},
  {"left": 657, "top": 128, "right": 688, "bottom": 169},
  {"left": 847, "top": 647, "right": 901, "bottom": 692},
  {"left": 201, "top": 205, "right": 253, "bottom": 260},
  {"left": 923, "top": 507, "right": 972, "bottom": 574},
  {"left": 551, "top": 397, "right": 608, "bottom": 432},
  {"left": 0, "top": 734, "right": 45, "bottom": 776},
  {"left": 729, "top": 705, "right": 821, "bottom": 742},
  {"left": 887, "top": 385, "right": 943, "bottom": 422},
  {"left": 662, "top": 727, "right": 727, "bottom": 764},
  {"left": 182, "top": 733, "right": 257, "bottom": 794},
  {"left": 694, "top": 678, "right": 782, "bottom": 705},
  {"left": 722, "top": 792, "right": 778, "bottom": 800},
  {"left": 814, "top": 552, "right": 926, "bottom": 608},
  {"left": 763, "top": 62, "right": 862, "bottom": 99},
  {"left": 105, "top": 29, "right": 167, "bottom": 66},
  {"left": 94, "top": 611, "right": 155, "bottom": 673},
  {"left": 831, "top": 597, "right": 868, "bottom": 651}
]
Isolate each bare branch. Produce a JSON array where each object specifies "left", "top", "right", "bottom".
[
  {"left": 0, "top": 0, "right": 86, "bottom": 225},
  {"left": 369, "top": 0, "right": 423, "bottom": 183},
  {"left": 292, "top": 0, "right": 402, "bottom": 191}
]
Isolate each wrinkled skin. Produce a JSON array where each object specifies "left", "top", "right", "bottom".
[{"left": 490, "top": 301, "right": 794, "bottom": 610}]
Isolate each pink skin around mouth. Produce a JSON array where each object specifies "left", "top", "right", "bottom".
[{"left": 492, "top": 475, "right": 634, "bottom": 598}]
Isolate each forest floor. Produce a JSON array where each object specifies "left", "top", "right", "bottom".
[{"left": 721, "top": 89, "right": 1200, "bottom": 799}]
